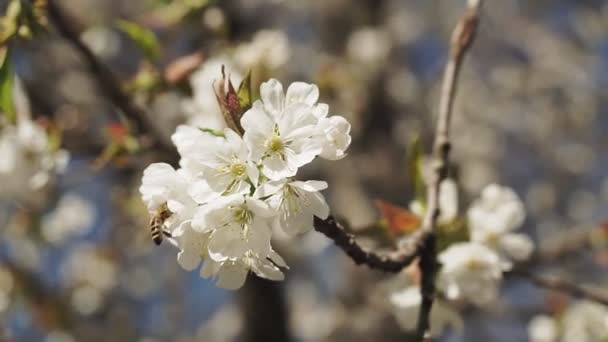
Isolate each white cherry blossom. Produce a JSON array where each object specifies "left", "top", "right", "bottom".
[
  {"left": 139, "top": 163, "right": 195, "bottom": 216},
  {"left": 193, "top": 128, "right": 258, "bottom": 195},
  {"left": 468, "top": 184, "right": 525, "bottom": 234},
  {"left": 191, "top": 194, "right": 274, "bottom": 262},
  {"left": 468, "top": 184, "right": 533, "bottom": 264},
  {"left": 437, "top": 242, "right": 504, "bottom": 306},
  {"left": 255, "top": 179, "right": 330, "bottom": 236},
  {"left": 313, "top": 103, "right": 352, "bottom": 161},
  {"left": 241, "top": 100, "right": 321, "bottom": 180}
]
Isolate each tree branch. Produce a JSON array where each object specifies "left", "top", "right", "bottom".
[
  {"left": 46, "top": 0, "right": 177, "bottom": 162},
  {"left": 415, "top": 1, "right": 483, "bottom": 340},
  {"left": 508, "top": 269, "right": 608, "bottom": 306},
  {"left": 314, "top": 216, "right": 428, "bottom": 273}
]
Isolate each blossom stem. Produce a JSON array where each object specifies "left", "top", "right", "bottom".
[{"left": 415, "top": 1, "right": 483, "bottom": 340}]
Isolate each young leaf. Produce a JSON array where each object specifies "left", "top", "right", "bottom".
[
  {"left": 0, "top": 0, "right": 21, "bottom": 43},
  {"left": 237, "top": 69, "right": 252, "bottom": 111},
  {"left": 0, "top": 50, "right": 15, "bottom": 123},
  {"left": 116, "top": 20, "right": 160, "bottom": 61},
  {"left": 375, "top": 199, "right": 421, "bottom": 236}
]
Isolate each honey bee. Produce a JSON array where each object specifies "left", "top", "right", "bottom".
[{"left": 149, "top": 204, "right": 173, "bottom": 245}]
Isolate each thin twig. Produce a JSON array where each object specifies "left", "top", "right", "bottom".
[
  {"left": 46, "top": 0, "right": 177, "bottom": 162},
  {"left": 314, "top": 216, "right": 428, "bottom": 273},
  {"left": 508, "top": 269, "right": 608, "bottom": 306},
  {"left": 415, "top": 1, "right": 483, "bottom": 340}
]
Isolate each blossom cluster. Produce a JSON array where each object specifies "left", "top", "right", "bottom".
[
  {"left": 0, "top": 117, "right": 68, "bottom": 202},
  {"left": 391, "top": 182, "right": 534, "bottom": 334},
  {"left": 437, "top": 183, "right": 533, "bottom": 306},
  {"left": 528, "top": 301, "right": 608, "bottom": 342},
  {"left": 140, "top": 79, "right": 351, "bottom": 289}
]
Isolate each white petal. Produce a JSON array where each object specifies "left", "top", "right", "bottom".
[
  {"left": 251, "top": 258, "right": 285, "bottom": 281},
  {"left": 268, "top": 249, "right": 289, "bottom": 269},
  {"left": 312, "top": 103, "right": 329, "bottom": 119},
  {"left": 246, "top": 162, "right": 259, "bottom": 186},
  {"left": 290, "top": 180, "right": 328, "bottom": 192},
  {"left": 200, "top": 258, "right": 221, "bottom": 278},
  {"left": 241, "top": 106, "right": 274, "bottom": 136},
  {"left": 260, "top": 79, "right": 284, "bottom": 117},
  {"left": 247, "top": 221, "right": 272, "bottom": 257},
  {"left": 216, "top": 263, "right": 248, "bottom": 290},
  {"left": 253, "top": 180, "right": 285, "bottom": 198},
  {"left": 280, "top": 210, "right": 314, "bottom": 236},
  {"left": 189, "top": 179, "right": 220, "bottom": 204},
  {"left": 139, "top": 163, "right": 176, "bottom": 210},
  {"left": 306, "top": 190, "right": 330, "bottom": 219},
  {"left": 191, "top": 206, "right": 213, "bottom": 232},
  {"left": 499, "top": 233, "right": 534, "bottom": 261},
  {"left": 262, "top": 154, "right": 297, "bottom": 180},
  {"left": 246, "top": 198, "right": 276, "bottom": 218},
  {"left": 171, "top": 125, "right": 220, "bottom": 158},
  {"left": 278, "top": 103, "right": 317, "bottom": 135},
  {"left": 319, "top": 116, "right": 352, "bottom": 161},
  {"left": 285, "top": 82, "right": 319, "bottom": 107},
  {"left": 288, "top": 137, "right": 323, "bottom": 167},
  {"left": 177, "top": 250, "right": 201, "bottom": 271},
  {"left": 208, "top": 225, "right": 248, "bottom": 261}
]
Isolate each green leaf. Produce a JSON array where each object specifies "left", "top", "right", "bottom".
[
  {"left": 237, "top": 69, "right": 252, "bottom": 111},
  {"left": 407, "top": 135, "right": 425, "bottom": 203},
  {"left": 199, "top": 127, "right": 225, "bottom": 137},
  {"left": 0, "top": 50, "right": 15, "bottom": 123},
  {"left": 116, "top": 20, "right": 160, "bottom": 61},
  {"left": 0, "top": 0, "right": 21, "bottom": 43}
]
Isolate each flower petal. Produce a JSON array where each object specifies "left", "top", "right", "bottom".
[
  {"left": 216, "top": 263, "right": 248, "bottom": 290},
  {"left": 285, "top": 82, "right": 319, "bottom": 107},
  {"left": 260, "top": 79, "right": 284, "bottom": 117}
]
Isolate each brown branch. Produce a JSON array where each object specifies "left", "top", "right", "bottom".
[
  {"left": 508, "top": 269, "right": 608, "bottom": 306},
  {"left": 314, "top": 216, "right": 428, "bottom": 273},
  {"left": 415, "top": 1, "right": 483, "bottom": 340},
  {"left": 46, "top": 0, "right": 177, "bottom": 162}
]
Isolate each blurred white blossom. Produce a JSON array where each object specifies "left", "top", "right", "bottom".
[
  {"left": 528, "top": 315, "right": 558, "bottom": 342},
  {"left": 528, "top": 302, "right": 608, "bottom": 342},
  {"left": 63, "top": 245, "right": 117, "bottom": 292},
  {"left": 347, "top": 27, "right": 391, "bottom": 66},
  {"left": 468, "top": 184, "right": 533, "bottom": 265},
  {"left": 0, "top": 118, "right": 68, "bottom": 201},
  {"left": 437, "top": 242, "right": 503, "bottom": 306},
  {"left": 41, "top": 193, "right": 95, "bottom": 244},
  {"left": 561, "top": 301, "right": 608, "bottom": 342},
  {"left": 234, "top": 29, "right": 290, "bottom": 70}
]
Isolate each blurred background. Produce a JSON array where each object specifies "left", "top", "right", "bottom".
[{"left": 1, "top": 0, "right": 608, "bottom": 341}]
